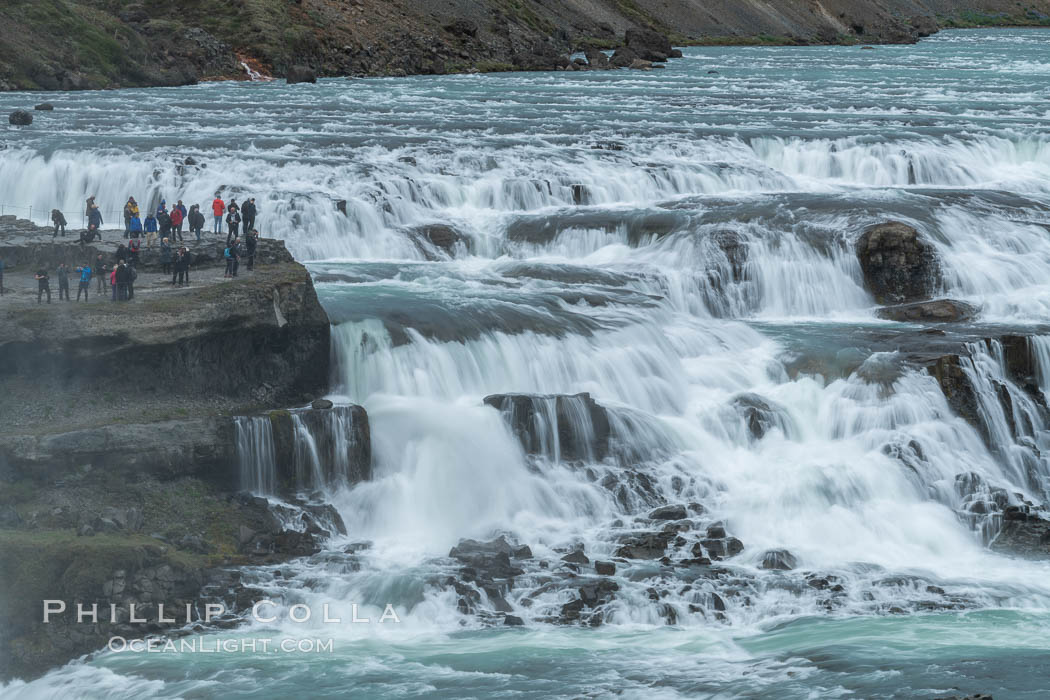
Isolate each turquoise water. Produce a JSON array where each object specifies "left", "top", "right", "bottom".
[{"left": 3, "top": 29, "right": 1050, "bottom": 699}]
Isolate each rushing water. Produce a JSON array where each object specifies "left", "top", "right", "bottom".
[{"left": 4, "top": 28, "right": 1050, "bottom": 699}]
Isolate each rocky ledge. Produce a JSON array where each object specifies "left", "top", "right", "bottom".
[{"left": 0, "top": 218, "right": 369, "bottom": 682}]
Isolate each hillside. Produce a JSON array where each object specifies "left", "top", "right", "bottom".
[{"left": 1, "top": 0, "right": 1049, "bottom": 90}]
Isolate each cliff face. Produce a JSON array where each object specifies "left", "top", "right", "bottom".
[{"left": 1, "top": 0, "right": 1048, "bottom": 90}]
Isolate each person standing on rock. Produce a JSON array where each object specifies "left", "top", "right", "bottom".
[
  {"left": 242, "top": 197, "right": 257, "bottom": 234},
  {"left": 158, "top": 208, "right": 172, "bottom": 242},
  {"left": 35, "top": 268, "right": 51, "bottom": 304},
  {"left": 160, "top": 237, "right": 173, "bottom": 275},
  {"left": 226, "top": 201, "right": 241, "bottom": 244},
  {"left": 75, "top": 264, "right": 92, "bottom": 301},
  {"left": 115, "top": 260, "right": 131, "bottom": 302},
  {"left": 51, "top": 209, "right": 67, "bottom": 238},
  {"left": 127, "top": 236, "right": 141, "bottom": 266},
  {"left": 123, "top": 197, "right": 139, "bottom": 238},
  {"left": 245, "top": 229, "right": 258, "bottom": 271},
  {"left": 94, "top": 254, "right": 107, "bottom": 295},
  {"left": 188, "top": 204, "right": 205, "bottom": 242},
  {"left": 129, "top": 212, "right": 143, "bottom": 240},
  {"left": 170, "top": 204, "right": 185, "bottom": 242},
  {"left": 109, "top": 265, "right": 117, "bottom": 301},
  {"left": 172, "top": 248, "right": 188, "bottom": 286},
  {"left": 224, "top": 237, "right": 240, "bottom": 278},
  {"left": 127, "top": 260, "right": 137, "bottom": 300},
  {"left": 85, "top": 195, "right": 96, "bottom": 221},
  {"left": 144, "top": 212, "right": 158, "bottom": 249},
  {"left": 57, "top": 263, "right": 71, "bottom": 301},
  {"left": 212, "top": 194, "right": 225, "bottom": 234}
]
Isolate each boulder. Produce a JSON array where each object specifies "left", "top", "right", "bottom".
[
  {"left": 760, "top": 549, "right": 797, "bottom": 570},
  {"left": 285, "top": 66, "right": 317, "bottom": 84},
  {"left": 594, "top": 561, "right": 616, "bottom": 576},
  {"left": 710, "top": 229, "right": 748, "bottom": 282},
  {"left": 614, "top": 531, "right": 672, "bottom": 559},
  {"left": 311, "top": 398, "right": 334, "bottom": 410},
  {"left": 503, "top": 614, "right": 524, "bottom": 626},
  {"left": 648, "top": 504, "right": 687, "bottom": 521},
  {"left": 584, "top": 48, "right": 611, "bottom": 70},
  {"left": 9, "top": 110, "right": 32, "bottom": 126},
  {"left": 629, "top": 58, "right": 654, "bottom": 71},
  {"left": 408, "top": 224, "right": 466, "bottom": 258},
  {"left": 609, "top": 47, "right": 637, "bottom": 68},
  {"left": 561, "top": 550, "right": 589, "bottom": 565},
  {"left": 624, "top": 28, "right": 673, "bottom": 61},
  {"left": 34, "top": 103, "right": 54, "bottom": 111},
  {"left": 513, "top": 43, "right": 571, "bottom": 71},
  {"left": 855, "top": 221, "right": 941, "bottom": 304},
  {"left": 876, "top": 299, "right": 977, "bottom": 323}
]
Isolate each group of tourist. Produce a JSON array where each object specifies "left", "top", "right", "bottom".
[{"left": 6, "top": 192, "right": 265, "bottom": 305}]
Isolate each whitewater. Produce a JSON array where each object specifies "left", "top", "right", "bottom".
[{"left": 3, "top": 28, "right": 1050, "bottom": 699}]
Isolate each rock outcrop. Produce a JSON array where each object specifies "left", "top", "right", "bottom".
[
  {"left": 876, "top": 298, "right": 977, "bottom": 323},
  {"left": 624, "top": 28, "right": 673, "bottom": 61},
  {"left": 856, "top": 221, "right": 941, "bottom": 304},
  {"left": 285, "top": 65, "right": 317, "bottom": 84}
]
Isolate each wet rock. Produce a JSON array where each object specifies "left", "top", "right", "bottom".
[
  {"left": 449, "top": 536, "right": 526, "bottom": 579},
  {"left": 503, "top": 614, "right": 524, "bottom": 626},
  {"left": 730, "top": 393, "right": 793, "bottom": 441},
  {"left": 285, "top": 66, "right": 317, "bottom": 84},
  {"left": 759, "top": 549, "right": 797, "bottom": 570},
  {"left": 9, "top": 110, "right": 32, "bottom": 126},
  {"left": 484, "top": 393, "right": 611, "bottom": 462},
  {"left": 648, "top": 504, "right": 687, "bottom": 521},
  {"left": 614, "top": 531, "right": 672, "bottom": 559},
  {"left": 513, "top": 43, "right": 571, "bottom": 71},
  {"left": 407, "top": 224, "right": 467, "bottom": 259},
  {"left": 335, "top": 200, "right": 347, "bottom": 215},
  {"left": 876, "top": 299, "right": 977, "bottom": 323},
  {"left": 624, "top": 28, "right": 673, "bottom": 62},
  {"left": 629, "top": 58, "right": 654, "bottom": 71},
  {"left": 926, "top": 355, "right": 982, "bottom": 432},
  {"left": 578, "top": 579, "right": 619, "bottom": 607},
  {"left": 311, "top": 398, "right": 334, "bottom": 410},
  {"left": 34, "top": 103, "right": 54, "bottom": 111},
  {"left": 584, "top": 48, "right": 611, "bottom": 70},
  {"left": 594, "top": 561, "right": 616, "bottom": 576},
  {"left": 609, "top": 47, "right": 637, "bottom": 68},
  {"left": 710, "top": 229, "right": 748, "bottom": 282},
  {"left": 856, "top": 221, "right": 941, "bottom": 303},
  {"left": 561, "top": 550, "right": 590, "bottom": 565}
]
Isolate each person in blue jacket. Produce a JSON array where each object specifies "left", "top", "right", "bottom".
[
  {"left": 144, "top": 213, "right": 159, "bottom": 249},
  {"left": 75, "top": 264, "right": 92, "bottom": 301},
  {"left": 87, "top": 204, "right": 103, "bottom": 232}
]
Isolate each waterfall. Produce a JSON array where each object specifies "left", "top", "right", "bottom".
[
  {"left": 234, "top": 416, "right": 277, "bottom": 496},
  {"left": 233, "top": 407, "right": 371, "bottom": 497}
]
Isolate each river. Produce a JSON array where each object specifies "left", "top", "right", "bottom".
[{"left": 3, "top": 28, "right": 1050, "bottom": 699}]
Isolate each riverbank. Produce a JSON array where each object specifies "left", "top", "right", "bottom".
[{"left": 2, "top": 0, "right": 1049, "bottom": 91}]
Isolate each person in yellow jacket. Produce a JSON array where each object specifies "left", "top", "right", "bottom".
[{"left": 122, "top": 197, "right": 140, "bottom": 238}]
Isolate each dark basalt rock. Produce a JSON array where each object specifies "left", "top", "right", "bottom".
[
  {"left": 8, "top": 110, "right": 32, "bottom": 126},
  {"left": 484, "top": 393, "right": 611, "bottom": 463},
  {"left": 614, "top": 531, "right": 673, "bottom": 559},
  {"left": 876, "top": 299, "right": 977, "bottom": 323},
  {"left": 311, "top": 398, "right": 334, "bottom": 410},
  {"left": 513, "top": 43, "right": 571, "bottom": 71},
  {"left": 730, "top": 393, "right": 794, "bottom": 441},
  {"left": 285, "top": 65, "right": 317, "bottom": 84},
  {"left": 561, "top": 550, "right": 590, "bottom": 565},
  {"left": 407, "top": 224, "right": 468, "bottom": 259},
  {"left": 594, "top": 560, "right": 616, "bottom": 576},
  {"left": 856, "top": 221, "right": 941, "bottom": 304},
  {"left": 609, "top": 47, "right": 637, "bottom": 68},
  {"left": 926, "top": 354, "right": 982, "bottom": 432},
  {"left": 33, "top": 103, "right": 54, "bottom": 111},
  {"left": 710, "top": 229, "right": 749, "bottom": 283},
  {"left": 584, "top": 48, "right": 611, "bottom": 70},
  {"left": 624, "top": 28, "right": 673, "bottom": 62},
  {"left": 648, "top": 504, "right": 688, "bottom": 521},
  {"left": 759, "top": 549, "right": 798, "bottom": 570}
]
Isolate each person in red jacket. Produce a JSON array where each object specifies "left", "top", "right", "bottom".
[
  {"left": 212, "top": 195, "right": 225, "bottom": 234},
  {"left": 170, "top": 205, "right": 184, "bottom": 242}
]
